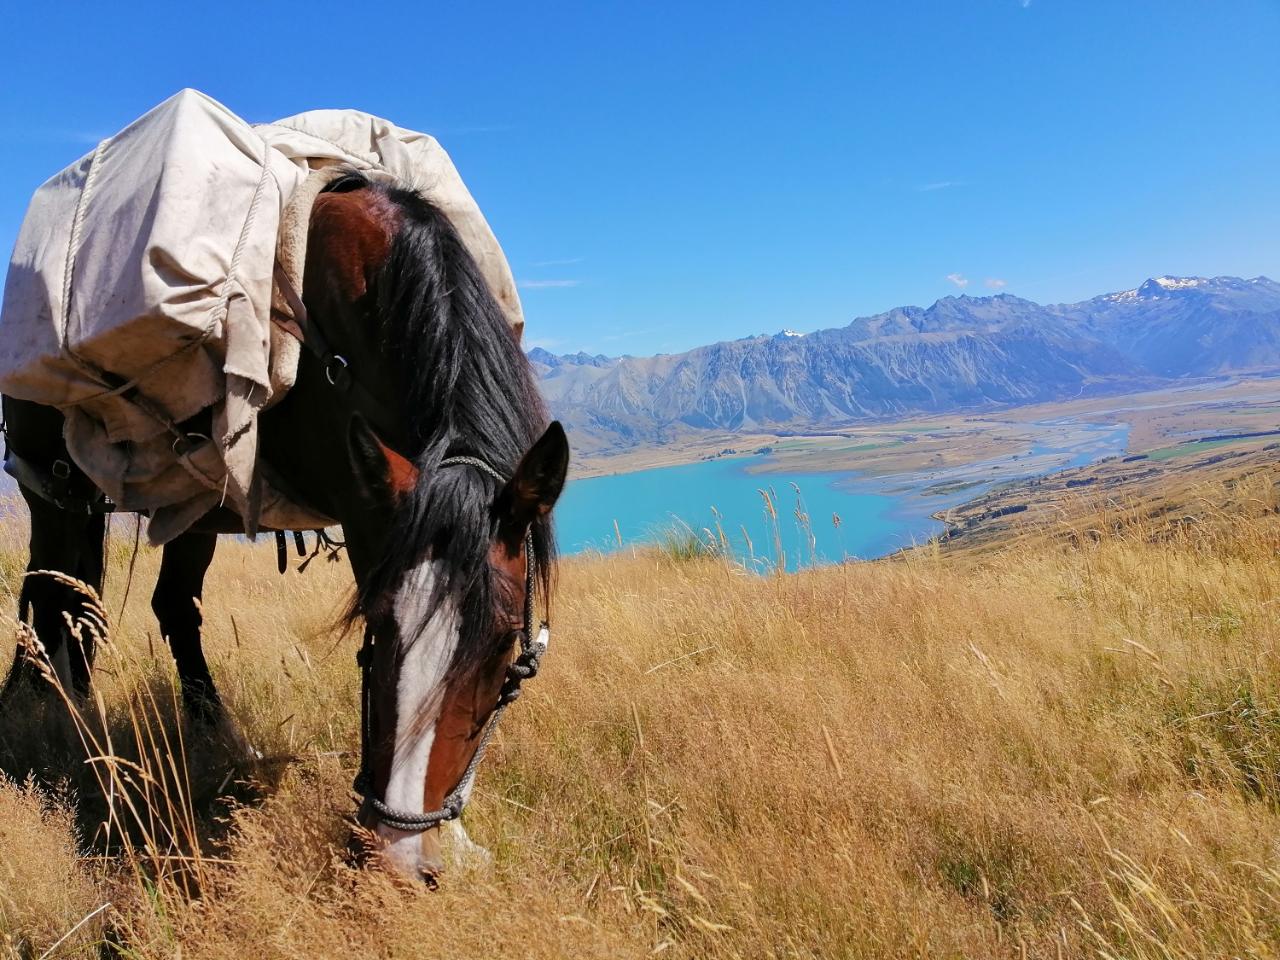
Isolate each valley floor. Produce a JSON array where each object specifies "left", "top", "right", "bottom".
[
  {"left": 572, "top": 374, "right": 1280, "bottom": 482},
  {"left": 3, "top": 455, "right": 1280, "bottom": 957}
]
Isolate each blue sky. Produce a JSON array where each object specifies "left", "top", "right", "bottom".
[{"left": 1, "top": 1, "right": 1277, "bottom": 356}]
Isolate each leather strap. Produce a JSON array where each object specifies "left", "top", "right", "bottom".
[
  {"left": 271, "top": 265, "right": 403, "bottom": 444},
  {"left": 3, "top": 447, "right": 114, "bottom": 515}
]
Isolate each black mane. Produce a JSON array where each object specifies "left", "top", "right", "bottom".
[{"left": 341, "top": 172, "right": 553, "bottom": 679}]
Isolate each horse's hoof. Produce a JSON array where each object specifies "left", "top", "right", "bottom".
[
  {"left": 187, "top": 706, "right": 260, "bottom": 763},
  {"left": 217, "top": 722, "right": 263, "bottom": 763}
]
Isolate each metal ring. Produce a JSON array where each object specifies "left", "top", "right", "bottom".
[
  {"left": 51, "top": 459, "right": 71, "bottom": 479},
  {"left": 171, "top": 432, "right": 211, "bottom": 455},
  {"left": 325, "top": 354, "right": 349, "bottom": 386}
]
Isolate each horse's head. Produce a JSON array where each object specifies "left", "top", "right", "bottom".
[
  {"left": 346, "top": 416, "right": 567, "bottom": 882},
  {"left": 290, "top": 171, "right": 568, "bottom": 882}
]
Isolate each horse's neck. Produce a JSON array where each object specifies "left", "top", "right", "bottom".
[{"left": 256, "top": 360, "right": 357, "bottom": 522}]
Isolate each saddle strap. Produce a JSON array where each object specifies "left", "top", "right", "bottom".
[
  {"left": 270, "top": 265, "right": 403, "bottom": 444},
  {"left": 2, "top": 446, "right": 115, "bottom": 515}
]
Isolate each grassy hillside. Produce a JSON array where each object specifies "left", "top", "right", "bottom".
[
  {"left": 2, "top": 469, "right": 1280, "bottom": 958},
  {"left": 936, "top": 434, "right": 1280, "bottom": 555}
]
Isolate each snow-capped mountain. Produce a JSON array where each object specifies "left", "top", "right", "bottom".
[
  {"left": 1062, "top": 276, "right": 1280, "bottom": 376},
  {"left": 531, "top": 276, "right": 1280, "bottom": 451}
]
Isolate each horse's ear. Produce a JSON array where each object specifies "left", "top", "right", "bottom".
[
  {"left": 496, "top": 422, "right": 570, "bottom": 540},
  {"left": 348, "top": 414, "right": 418, "bottom": 504}
]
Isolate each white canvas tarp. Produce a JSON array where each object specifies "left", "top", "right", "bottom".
[{"left": 0, "top": 89, "right": 522, "bottom": 543}]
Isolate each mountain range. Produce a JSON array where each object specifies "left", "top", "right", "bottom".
[{"left": 531, "top": 276, "right": 1280, "bottom": 453}]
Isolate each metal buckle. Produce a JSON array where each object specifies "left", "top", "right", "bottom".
[{"left": 50, "top": 459, "right": 71, "bottom": 480}]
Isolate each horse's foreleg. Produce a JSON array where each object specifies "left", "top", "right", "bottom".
[
  {"left": 151, "top": 529, "right": 220, "bottom": 722},
  {"left": 3, "top": 490, "right": 106, "bottom": 700}
]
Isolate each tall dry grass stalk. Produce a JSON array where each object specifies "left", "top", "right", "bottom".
[{"left": 1, "top": 470, "right": 1279, "bottom": 957}]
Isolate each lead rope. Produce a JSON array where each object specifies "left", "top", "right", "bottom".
[{"left": 353, "top": 457, "right": 548, "bottom": 833}]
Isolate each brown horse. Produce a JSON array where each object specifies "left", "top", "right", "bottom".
[{"left": 0, "top": 169, "right": 568, "bottom": 882}]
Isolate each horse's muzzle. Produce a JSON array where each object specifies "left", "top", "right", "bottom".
[{"left": 375, "top": 822, "right": 445, "bottom": 886}]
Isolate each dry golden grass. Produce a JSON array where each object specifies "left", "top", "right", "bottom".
[
  {"left": 0, "top": 779, "right": 104, "bottom": 957},
  {"left": 1, "top": 470, "right": 1280, "bottom": 958}
]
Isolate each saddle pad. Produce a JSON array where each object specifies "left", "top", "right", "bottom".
[{"left": 0, "top": 89, "right": 522, "bottom": 543}]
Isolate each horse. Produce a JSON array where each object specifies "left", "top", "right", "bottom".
[{"left": 0, "top": 168, "right": 568, "bottom": 883}]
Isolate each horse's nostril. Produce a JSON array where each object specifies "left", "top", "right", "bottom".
[{"left": 419, "top": 868, "right": 440, "bottom": 890}]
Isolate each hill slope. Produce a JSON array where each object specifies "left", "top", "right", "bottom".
[{"left": 4, "top": 467, "right": 1280, "bottom": 958}]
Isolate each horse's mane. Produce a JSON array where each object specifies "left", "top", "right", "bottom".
[{"left": 335, "top": 171, "right": 554, "bottom": 680}]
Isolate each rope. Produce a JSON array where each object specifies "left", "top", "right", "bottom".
[
  {"left": 114, "top": 516, "right": 143, "bottom": 623},
  {"left": 355, "top": 696, "right": 514, "bottom": 831},
  {"left": 439, "top": 454, "right": 506, "bottom": 484}
]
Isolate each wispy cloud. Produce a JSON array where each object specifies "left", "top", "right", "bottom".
[
  {"left": 984, "top": 278, "right": 1008, "bottom": 290},
  {"left": 518, "top": 279, "right": 582, "bottom": 289},
  {"left": 532, "top": 257, "right": 583, "bottom": 268},
  {"left": 916, "top": 180, "right": 960, "bottom": 192},
  {"left": 945, "top": 273, "right": 970, "bottom": 289},
  {"left": 1019, "top": 0, "right": 1032, "bottom": 8}
]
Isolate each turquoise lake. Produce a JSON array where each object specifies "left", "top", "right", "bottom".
[{"left": 554, "top": 421, "right": 1130, "bottom": 569}]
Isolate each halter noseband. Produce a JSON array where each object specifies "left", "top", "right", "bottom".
[{"left": 352, "top": 455, "right": 549, "bottom": 834}]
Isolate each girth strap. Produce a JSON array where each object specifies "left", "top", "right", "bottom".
[{"left": 2, "top": 446, "right": 115, "bottom": 515}]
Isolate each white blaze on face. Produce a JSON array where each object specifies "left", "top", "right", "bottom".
[{"left": 377, "top": 559, "right": 461, "bottom": 874}]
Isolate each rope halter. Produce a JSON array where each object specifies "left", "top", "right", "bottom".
[{"left": 352, "top": 455, "right": 549, "bottom": 833}]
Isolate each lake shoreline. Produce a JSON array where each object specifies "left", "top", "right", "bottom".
[{"left": 556, "top": 417, "right": 1131, "bottom": 568}]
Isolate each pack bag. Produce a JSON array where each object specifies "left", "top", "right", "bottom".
[{"left": 0, "top": 89, "right": 523, "bottom": 543}]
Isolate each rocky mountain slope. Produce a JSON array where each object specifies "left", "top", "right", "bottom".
[{"left": 532, "top": 276, "right": 1280, "bottom": 450}]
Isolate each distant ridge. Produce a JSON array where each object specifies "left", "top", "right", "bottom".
[{"left": 532, "top": 276, "right": 1280, "bottom": 452}]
